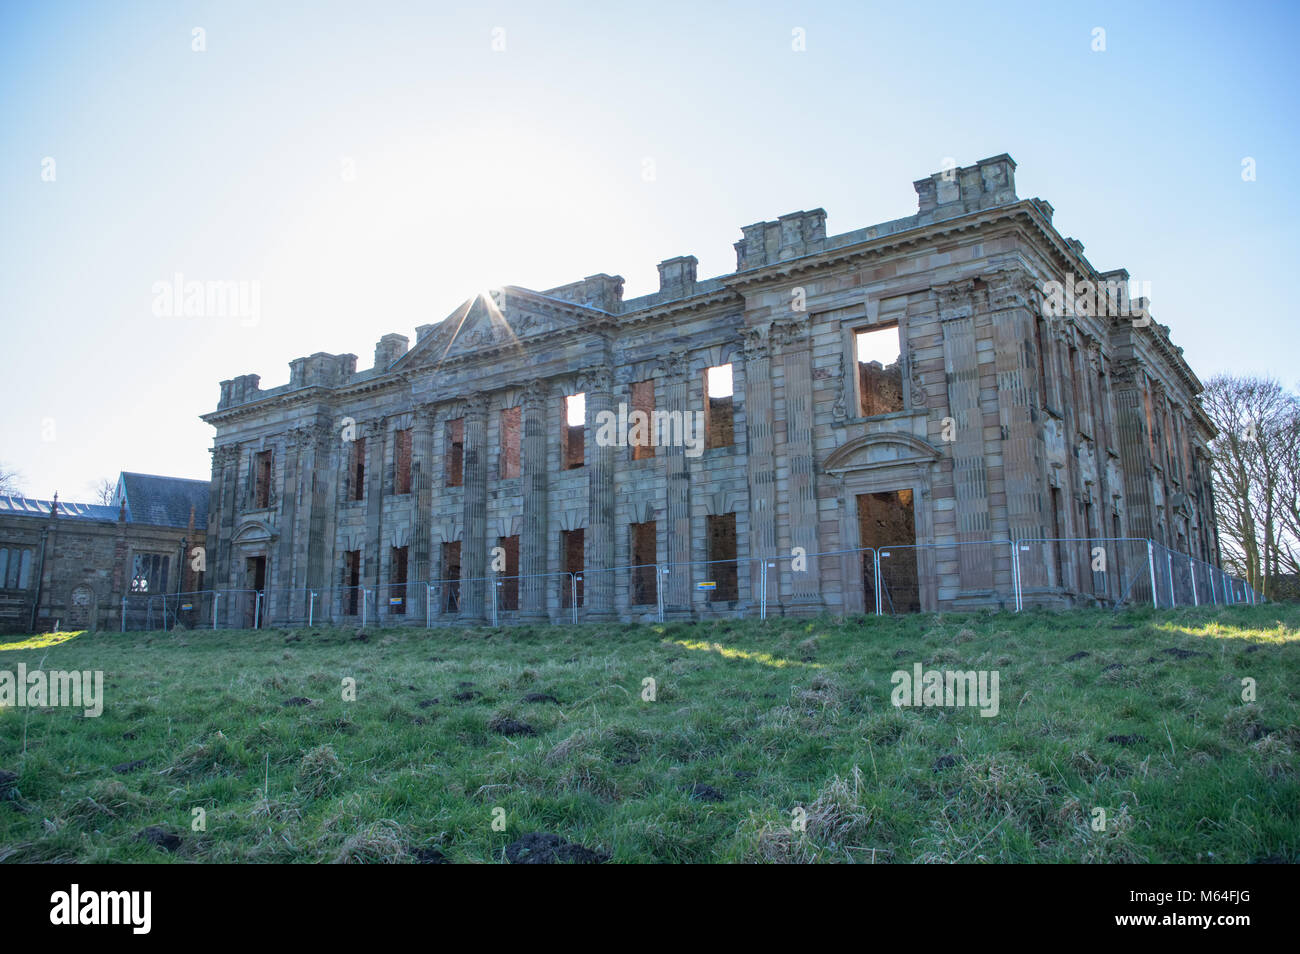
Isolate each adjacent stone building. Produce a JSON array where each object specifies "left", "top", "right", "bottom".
[
  {"left": 0, "top": 473, "right": 208, "bottom": 633},
  {"left": 201, "top": 154, "right": 1220, "bottom": 624}
]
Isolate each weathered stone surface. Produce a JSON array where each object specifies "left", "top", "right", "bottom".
[{"left": 194, "top": 154, "right": 1219, "bottom": 621}]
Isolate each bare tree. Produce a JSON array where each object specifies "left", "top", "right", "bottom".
[
  {"left": 89, "top": 477, "right": 117, "bottom": 506},
  {"left": 0, "top": 462, "right": 22, "bottom": 496},
  {"left": 1203, "top": 375, "right": 1300, "bottom": 597}
]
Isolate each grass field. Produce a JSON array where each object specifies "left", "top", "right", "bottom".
[{"left": 1, "top": 605, "right": 1297, "bottom": 863}]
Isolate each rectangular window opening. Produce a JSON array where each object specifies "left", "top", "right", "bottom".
[
  {"left": 254, "top": 450, "right": 272, "bottom": 509},
  {"left": 630, "top": 521, "right": 657, "bottom": 605},
  {"left": 394, "top": 428, "right": 413, "bottom": 495},
  {"left": 706, "top": 513, "right": 738, "bottom": 601},
  {"left": 349, "top": 437, "right": 366, "bottom": 502},
  {"left": 856, "top": 325, "right": 904, "bottom": 417},
  {"left": 564, "top": 393, "right": 585, "bottom": 469},
  {"left": 343, "top": 549, "right": 361, "bottom": 615},
  {"left": 446, "top": 418, "right": 464, "bottom": 487},
  {"left": 630, "top": 380, "right": 656, "bottom": 460},
  {"left": 704, "top": 364, "right": 734, "bottom": 449}
]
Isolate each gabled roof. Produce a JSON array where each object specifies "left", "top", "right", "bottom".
[{"left": 117, "top": 473, "right": 208, "bottom": 529}]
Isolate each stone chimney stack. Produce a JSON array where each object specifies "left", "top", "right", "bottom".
[
  {"left": 733, "top": 209, "right": 827, "bottom": 271},
  {"left": 914, "top": 154, "right": 1018, "bottom": 223},
  {"left": 374, "top": 333, "right": 409, "bottom": 371},
  {"left": 657, "top": 255, "right": 698, "bottom": 298}
]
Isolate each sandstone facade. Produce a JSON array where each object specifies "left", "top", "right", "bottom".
[{"left": 201, "top": 154, "right": 1220, "bottom": 623}]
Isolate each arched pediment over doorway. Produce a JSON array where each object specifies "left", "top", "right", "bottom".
[
  {"left": 232, "top": 520, "right": 276, "bottom": 546},
  {"left": 822, "top": 432, "right": 941, "bottom": 476}
]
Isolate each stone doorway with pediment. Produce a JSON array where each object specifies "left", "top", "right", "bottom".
[{"left": 823, "top": 431, "right": 942, "bottom": 614}]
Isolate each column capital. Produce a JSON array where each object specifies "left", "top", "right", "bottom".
[
  {"left": 576, "top": 366, "right": 613, "bottom": 395},
  {"left": 933, "top": 277, "right": 977, "bottom": 322}
]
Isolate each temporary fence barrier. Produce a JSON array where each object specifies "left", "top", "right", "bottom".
[{"left": 115, "top": 536, "right": 1258, "bottom": 630}]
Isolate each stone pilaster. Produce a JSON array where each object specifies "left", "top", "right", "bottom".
[
  {"left": 275, "top": 429, "right": 305, "bottom": 622},
  {"left": 988, "top": 268, "right": 1044, "bottom": 598},
  {"left": 580, "top": 366, "right": 616, "bottom": 619},
  {"left": 774, "top": 315, "right": 822, "bottom": 610},
  {"left": 742, "top": 327, "right": 777, "bottom": 606},
  {"left": 937, "top": 279, "right": 992, "bottom": 596},
  {"left": 412, "top": 405, "right": 435, "bottom": 596},
  {"left": 520, "top": 380, "right": 550, "bottom": 620},
  {"left": 660, "top": 350, "right": 693, "bottom": 617},
  {"left": 304, "top": 420, "right": 335, "bottom": 598},
  {"left": 459, "top": 392, "right": 489, "bottom": 620}
]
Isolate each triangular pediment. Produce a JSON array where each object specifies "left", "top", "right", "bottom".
[{"left": 395, "top": 287, "right": 606, "bottom": 370}]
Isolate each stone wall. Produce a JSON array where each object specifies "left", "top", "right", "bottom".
[{"left": 201, "top": 154, "right": 1219, "bottom": 623}]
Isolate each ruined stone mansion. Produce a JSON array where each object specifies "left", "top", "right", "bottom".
[{"left": 201, "top": 154, "right": 1221, "bottom": 624}]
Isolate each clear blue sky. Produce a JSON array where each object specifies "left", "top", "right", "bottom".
[{"left": 2, "top": 0, "right": 1297, "bottom": 501}]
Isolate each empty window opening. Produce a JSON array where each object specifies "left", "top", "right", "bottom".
[
  {"left": 564, "top": 393, "right": 585, "bottom": 469},
  {"left": 704, "top": 364, "right": 734, "bottom": 449},
  {"left": 349, "top": 437, "right": 366, "bottom": 502},
  {"left": 497, "top": 534, "right": 519, "bottom": 610},
  {"left": 500, "top": 406, "right": 521, "bottom": 479},
  {"left": 858, "top": 489, "right": 919, "bottom": 614},
  {"left": 131, "top": 553, "right": 170, "bottom": 595},
  {"left": 343, "top": 550, "right": 361, "bottom": 615},
  {"left": 561, "top": 528, "right": 584, "bottom": 607},
  {"left": 441, "top": 541, "right": 461, "bottom": 613},
  {"left": 389, "top": 545, "right": 408, "bottom": 614},
  {"left": 706, "top": 512, "right": 738, "bottom": 601},
  {"left": 394, "top": 428, "right": 413, "bottom": 495},
  {"left": 630, "top": 379, "right": 656, "bottom": 460},
  {"left": 446, "top": 418, "right": 464, "bottom": 487},
  {"left": 630, "top": 520, "right": 657, "bottom": 605},
  {"left": 254, "top": 450, "right": 273, "bottom": 509},
  {"left": 856, "top": 325, "right": 904, "bottom": 417}
]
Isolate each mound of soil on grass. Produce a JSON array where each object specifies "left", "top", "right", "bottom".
[
  {"left": 1101, "top": 663, "right": 1124, "bottom": 673},
  {"left": 504, "top": 832, "right": 607, "bottom": 864},
  {"left": 522, "top": 693, "right": 559, "bottom": 704},
  {"left": 1064, "top": 651, "right": 1091, "bottom": 662},
  {"left": 412, "top": 846, "right": 449, "bottom": 863},
  {"left": 112, "top": 759, "right": 146, "bottom": 774},
  {"left": 688, "top": 783, "right": 725, "bottom": 802},
  {"left": 135, "top": 827, "right": 182, "bottom": 852},
  {"left": 282, "top": 697, "right": 314, "bottom": 707},
  {"left": 1154, "top": 647, "right": 1210, "bottom": 660},
  {"left": 932, "top": 754, "right": 958, "bottom": 772},
  {"left": 0, "top": 770, "right": 17, "bottom": 797},
  {"left": 417, "top": 698, "right": 440, "bottom": 708},
  {"left": 489, "top": 715, "right": 536, "bottom": 736},
  {"left": 453, "top": 690, "right": 481, "bottom": 702}
]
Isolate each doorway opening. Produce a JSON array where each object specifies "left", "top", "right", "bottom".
[
  {"left": 858, "top": 490, "right": 920, "bottom": 614},
  {"left": 245, "top": 555, "right": 267, "bottom": 628}
]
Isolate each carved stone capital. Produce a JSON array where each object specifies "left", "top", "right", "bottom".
[
  {"left": 933, "top": 278, "right": 976, "bottom": 322},
  {"left": 985, "top": 267, "right": 1037, "bottom": 312},
  {"left": 522, "top": 379, "right": 549, "bottom": 409},
  {"left": 657, "top": 350, "right": 690, "bottom": 380},
  {"left": 740, "top": 327, "right": 769, "bottom": 362},
  {"left": 771, "top": 315, "right": 810, "bottom": 347},
  {"left": 576, "top": 365, "right": 613, "bottom": 394}
]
